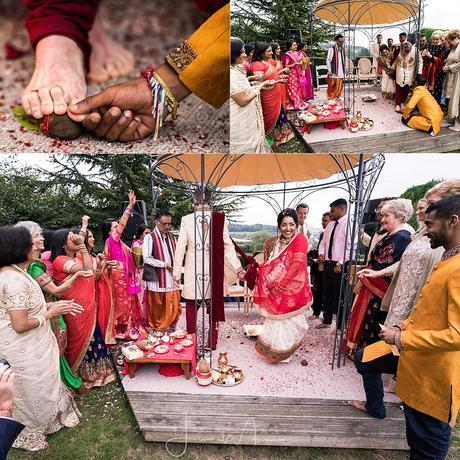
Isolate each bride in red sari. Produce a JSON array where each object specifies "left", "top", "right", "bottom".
[{"left": 254, "top": 209, "right": 313, "bottom": 362}]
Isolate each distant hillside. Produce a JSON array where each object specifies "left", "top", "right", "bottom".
[{"left": 228, "top": 223, "right": 277, "bottom": 233}]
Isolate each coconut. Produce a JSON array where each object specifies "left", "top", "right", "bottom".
[
  {"left": 198, "top": 357, "right": 210, "bottom": 374},
  {"left": 350, "top": 116, "right": 358, "bottom": 125},
  {"left": 40, "top": 113, "right": 84, "bottom": 140}
]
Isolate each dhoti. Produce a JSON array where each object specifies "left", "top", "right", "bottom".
[
  {"left": 327, "top": 76, "right": 344, "bottom": 99},
  {"left": 145, "top": 290, "right": 181, "bottom": 331}
]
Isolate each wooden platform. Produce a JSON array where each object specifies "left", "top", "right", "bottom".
[
  {"left": 124, "top": 389, "right": 408, "bottom": 449},
  {"left": 308, "top": 126, "right": 460, "bottom": 153}
]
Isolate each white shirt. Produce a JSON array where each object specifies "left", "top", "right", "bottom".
[
  {"left": 298, "top": 222, "right": 312, "bottom": 239},
  {"left": 318, "top": 214, "right": 350, "bottom": 264},
  {"left": 142, "top": 228, "right": 175, "bottom": 292}
]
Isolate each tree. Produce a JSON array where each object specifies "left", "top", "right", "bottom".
[
  {"left": 421, "top": 28, "right": 447, "bottom": 42},
  {"left": 231, "top": 0, "right": 333, "bottom": 59},
  {"left": 0, "top": 155, "right": 243, "bottom": 250},
  {"left": 250, "top": 230, "right": 275, "bottom": 253},
  {"left": 400, "top": 179, "right": 442, "bottom": 228}
]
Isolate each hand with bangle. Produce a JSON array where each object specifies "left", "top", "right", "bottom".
[
  {"left": 0, "top": 365, "right": 15, "bottom": 418},
  {"left": 67, "top": 61, "right": 190, "bottom": 142},
  {"left": 79, "top": 215, "right": 90, "bottom": 237}
]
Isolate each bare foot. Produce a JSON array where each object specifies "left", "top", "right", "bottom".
[
  {"left": 449, "top": 124, "right": 460, "bottom": 132},
  {"left": 22, "top": 35, "right": 86, "bottom": 119},
  {"left": 88, "top": 20, "right": 135, "bottom": 82},
  {"left": 394, "top": 105, "right": 401, "bottom": 113},
  {"left": 348, "top": 400, "right": 367, "bottom": 413}
]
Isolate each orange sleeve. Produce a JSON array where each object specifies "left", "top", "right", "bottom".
[{"left": 166, "top": 4, "right": 229, "bottom": 108}]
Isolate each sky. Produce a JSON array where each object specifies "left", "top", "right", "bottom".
[
  {"left": 353, "top": 0, "right": 459, "bottom": 47},
  {"left": 235, "top": 154, "right": 460, "bottom": 227}
]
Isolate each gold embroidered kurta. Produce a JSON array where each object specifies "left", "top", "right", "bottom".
[
  {"left": 166, "top": 4, "right": 229, "bottom": 109},
  {"left": 397, "top": 253, "right": 460, "bottom": 425}
]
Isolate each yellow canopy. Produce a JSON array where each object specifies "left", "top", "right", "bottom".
[
  {"left": 314, "top": 0, "right": 420, "bottom": 26},
  {"left": 156, "top": 154, "right": 368, "bottom": 189}
]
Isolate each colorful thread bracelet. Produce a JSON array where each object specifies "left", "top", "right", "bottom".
[{"left": 141, "top": 65, "right": 178, "bottom": 140}]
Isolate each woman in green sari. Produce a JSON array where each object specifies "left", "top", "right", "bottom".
[{"left": 16, "top": 221, "right": 92, "bottom": 393}]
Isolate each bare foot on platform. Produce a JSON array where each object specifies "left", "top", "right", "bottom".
[
  {"left": 21, "top": 35, "right": 86, "bottom": 119},
  {"left": 88, "top": 20, "right": 135, "bottom": 82},
  {"left": 348, "top": 400, "right": 367, "bottom": 413}
]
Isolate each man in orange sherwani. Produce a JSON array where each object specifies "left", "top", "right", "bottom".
[
  {"left": 402, "top": 75, "right": 444, "bottom": 137},
  {"left": 354, "top": 194, "right": 460, "bottom": 459}
]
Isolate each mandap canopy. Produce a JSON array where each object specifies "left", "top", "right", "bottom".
[
  {"left": 314, "top": 0, "right": 420, "bottom": 26},
  {"left": 155, "top": 153, "right": 369, "bottom": 189}
]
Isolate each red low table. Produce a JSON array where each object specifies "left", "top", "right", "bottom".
[
  {"left": 302, "top": 103, "right": 347, "bottom": 134},
  {"left": 125, "top": 333, "right": 197, "bottom": 379}
]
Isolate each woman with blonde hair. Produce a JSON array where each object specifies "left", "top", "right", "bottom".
[
  {"left": 347, "top": 199, "right": 413, "bottom": 353},
  {"left": 443, "top": 29, "right": 460, "bottom": 131},
  {"left": 421, "top": 30, "right": 449, "bottom": 105}
]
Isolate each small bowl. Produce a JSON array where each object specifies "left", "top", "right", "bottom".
[{"left": 174, "top": 344, "right": 184, "bottom": 352}]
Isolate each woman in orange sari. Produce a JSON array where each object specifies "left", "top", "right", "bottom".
[
  {"left": 347, "top": 199, "right": 413, "bottom": 355},
  {"left": 102, "top": 190, "right": 145, "bottom": 342},
  {"left": 254, "top": 209, "right": 313, "bottom": 362},
  {"left": 51, "top": 229, "right": 115, "bottom": 389},
  {"left": 252, "top": 42, "right": 294, "bottom": 146},
  {"left": 81, "top": 223, "right": 117, "bottom": 346}
]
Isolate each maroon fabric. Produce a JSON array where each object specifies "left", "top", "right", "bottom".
[
  {"left": 211, "top": 211, "right": 225, "bottom": 323},
  {"left": 193, "top": 0, "right": 228, "bottom": 13},
  {"left": 395, "top": 83, "right": 410, "bottom": 106},
  {"left": 231, "top": 238, "right": 259, "bottom": 291},
  {"left": 185, "top": 300, "right": 218, "bottom": 350},
  {"left": 24, "top": 0, "right": 101, "bottom": 68}
]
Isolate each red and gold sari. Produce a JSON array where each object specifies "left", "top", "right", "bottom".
[
  {"left": 53, "top": 256, "right": 115, "bottom": 389},
  {"left": 346, "top": 275, "right": 390, "bottom": 352},
  {"left": 281, "top": 51, "right": 306, "bottom": 110},
  {"left": 252, "top": 59, "right": 294, "bottom": 146},
  {"left": 254, "top": 233, "right": 312, "bottom": 362}
]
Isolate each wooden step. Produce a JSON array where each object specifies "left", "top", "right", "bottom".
[
  {"left": 308, "top": 127, "right": 460, "bottom": 153},
  {"left": 124, "top": 390, "right": 408, "bottom": 450}
]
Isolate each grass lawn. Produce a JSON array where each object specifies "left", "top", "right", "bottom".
[{"left": 8, "top": 380, "right": 460, "bottom": 460}]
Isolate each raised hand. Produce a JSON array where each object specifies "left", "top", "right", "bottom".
[{"left": 128, "top": 190, "right": 136, "bottom": 207}]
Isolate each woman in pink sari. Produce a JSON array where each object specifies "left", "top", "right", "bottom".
[
  {"left": 281, "top": 39, "right": 307, "bottom": 110},
  {"left": 51, "top": 228, "right": 115, "bottom": 389},
  {"left": 102, "top": 190, "right": 146, "bottom": 341},
  {"left": 252, "top": 42, "right": 294, "bottom": 146},
  {"left": 297, "top": 42, "right": 314, "bottom": 101},
  {"left": 254, "top": 209, "right": 313, "bottom": 362}
]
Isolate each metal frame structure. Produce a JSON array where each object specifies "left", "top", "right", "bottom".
[
  {"left": 150, "top": 153, "right": 386, "bottom": 368},
  {"left": 313, "top": 0, "right": 425, "bottom": 115}
]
